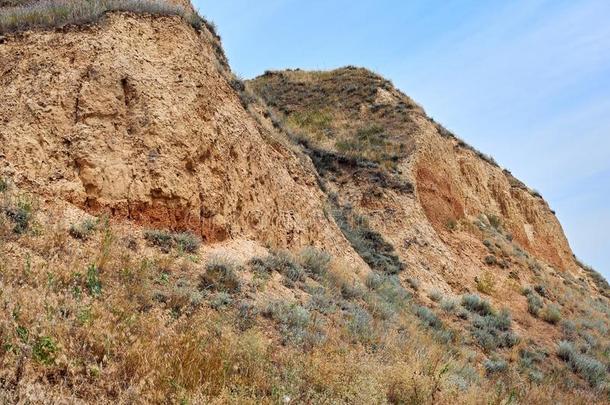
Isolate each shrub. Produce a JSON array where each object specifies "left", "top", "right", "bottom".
[
  {"left": 144, "top": 230, "right": 200, "bottom": 253},
  {"left": 365, "top": 275, "right": 411, "bottom": 318},
  {"left": 0, "top": 177, "right": 7, "bottom": 193},
  {"left": 541, "top": 304, "right": 561, "bottom": 325},
  {"left": 557, "top": 340, "right": 576, "bottom": 362},
  {"left": 484, "top": 358, "right": 508, "bottom": 375},
  {"left": 0, "top": 0, "right": 208, "bottom": 34},
  {"left": 259, "top": 250, "right": 305, "bottom": 283},
  {"left": 199, "top": 257, "right": 241, "bottom": 293},
  {"left": 461, "top": 294, "right": 493, "bottom": 316},
  {"left": 144, "top": 230, "right": 173, "bottom": 252},
  {"left": 577, "top": 259, "right": 610, "bottom": 297},
  {"left": 560, "top": 319, "right": 577, "bottom": 340},
  {"left": 248, "top": 256, "right": 274, "bottom": 278},
  {"left": 340, "top": 281, "right": 365, "bottom": 300},
  {"left": 274, "top": 251, "right": 306, "bottom": 282},
  {"left": 365, "top": 272, "right": 383, "bottom": 290},
  {"left": 534, "top": 284, "right": 548, "bottom": 298},
  {"left": 570, "top": 354, "right": 606, "bottom": 388},
  {"left": 210, "top": 292, "right": 232, "bottom": 310},
  {"left": 250, "top": 249, "right": 326, "bottom": 283},
  {"left": 364, "top": 293, "right": 394, "bottom": 321},
  {"left": 174, "top": 232, "right": 200, "bottom": 253},
  {"left": 69, "top": 218, "right": 97, "bottom": 240},
  {"left": 414, "top": 305, "right": 443, "bottom": 330},
  {"left": 519, "top": 348, "right": 545, "bottom": 369},
  {"left": 557, "top": 341, "right": 607, "bottom": 387},
  {"left": 235, "top": 301, "right": 258, "bottom": 331},
  {"left": 299, "top": 246, "right": 331, "bottom": 280},
  {"left": 471, "top": 309, "right": 519, "bottom": 351},
  {"left": 308, "top": 290, "right": 338, "bottom": 315},
  {"left": 488, "top": 214, "right": 503, "bottom": 231},
  {"left": 263, "top": 301, "right": 322, "bottom": 346},
  {"left": 581, "top": 332, "right": 598, "bottom": 351},
  {"left": 346, "top": 305, "right": 375, "bottom": 344},
  {"left": 484, "top": 255, "right": 497, "bottom": 266},
  {"left": 524, "top": 289, "right": 543, "bottom": 316},
  {"left": 440, "top": 298, "right": 457, "bottom": 313}
]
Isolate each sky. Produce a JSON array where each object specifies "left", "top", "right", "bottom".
[{"left": 195, "top": 0, "right": 610, "bottom": 279}]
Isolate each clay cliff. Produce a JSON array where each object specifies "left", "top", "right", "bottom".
[
  {"left": 0, "top": 11, "right": 360, "bottom": 256},
  {"left": 0, "top": 1, "right": 608, "bottom": 403}
]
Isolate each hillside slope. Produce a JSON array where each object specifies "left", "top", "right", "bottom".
[
  {"left": 0, "top": 1, "right": 609, "bottom": 403},
  {"left": 249, "top": 67, "right": 610, "bottom": 396}
]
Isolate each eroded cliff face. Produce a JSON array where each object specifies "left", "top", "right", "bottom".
[
  {"left": 414, "top": 118, "right": 575, "bottom": 272},
  {"left": 0, "top": 13, "right": 355, "bottom": 254},
  {"left": 249, "top": 68, "right": 606, "bottom": 328}
]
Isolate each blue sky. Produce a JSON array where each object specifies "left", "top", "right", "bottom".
[{"left": 195, "top": 0, "right": 610, "bottom": 279}]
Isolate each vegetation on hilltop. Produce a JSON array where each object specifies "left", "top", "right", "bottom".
[{"left": 0, "top": 0, "right": 217, "bottom": 36}]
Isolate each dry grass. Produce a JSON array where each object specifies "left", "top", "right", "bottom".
[
  {"left": 0, "top": 182, "right": 608, "bottom": 403},
  {"left": 0, "top": 0, "right": 206, "bottom": 34}
]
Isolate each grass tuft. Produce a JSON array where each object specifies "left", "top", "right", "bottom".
[
  {"left": 299, "top": 246, "right": 331, "bottom": 280},
  {"left": 541, "top": 304, "right": 562, "bottom": 325},
  {"left": 199, "top": 257, "right": 242, "bottom": 293}
]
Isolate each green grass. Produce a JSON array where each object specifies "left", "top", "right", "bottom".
[
  {"left": 0, "top": 0, "right": 208, "bottom": 34},
  {"left": 33, "top": 336, "right": 58, "bottom": 365}
]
